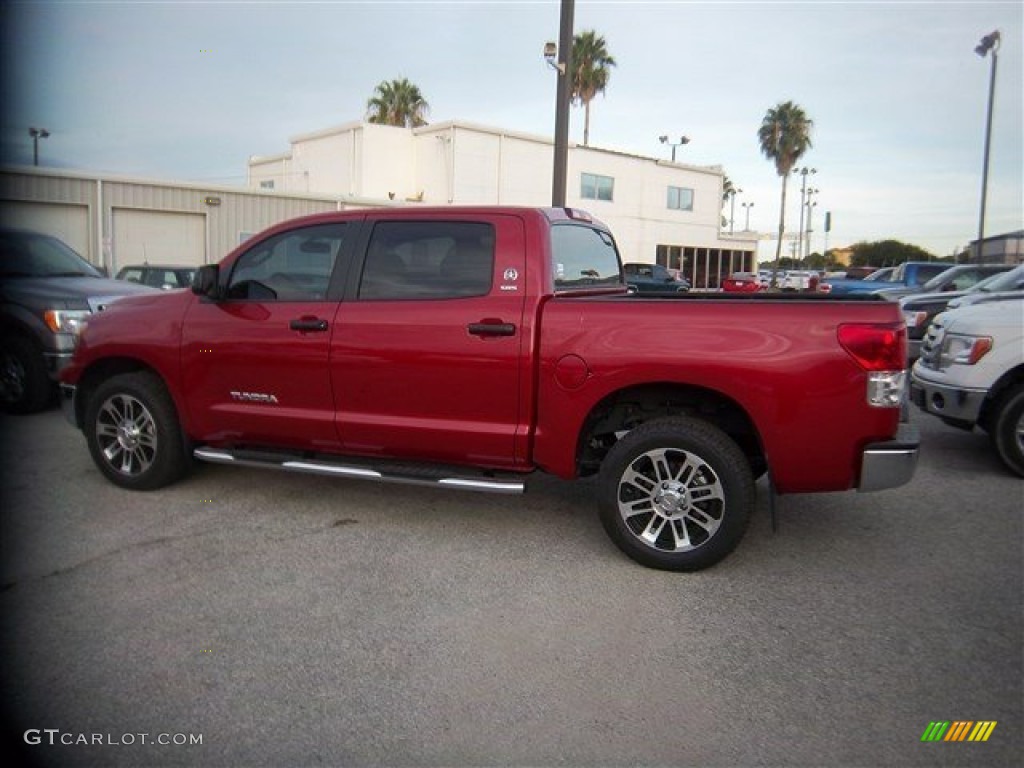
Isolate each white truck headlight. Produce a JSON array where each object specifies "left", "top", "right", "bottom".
[{"left": 940, "top": 333, "right": 993, "bottom": 367}]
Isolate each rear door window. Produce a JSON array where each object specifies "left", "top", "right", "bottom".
[
  {"left": 550, "top": 223, "right": 623, "bottom": 290},
  {"left": 358, "top": 221, "right": 495, "bottom": 300}
]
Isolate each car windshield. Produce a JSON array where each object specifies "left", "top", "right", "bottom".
[
  {"left": 862, "top": 267, "right": 895, "bottom": 282},
  {"left": 972, "top": 265, "right": 1024, "bottom": 293},
  {"left": 0, "top": 232, "right": 101, "bottom": 278},
  {"left": 919, "top": 267, "right": 964, "bottom": 292}
]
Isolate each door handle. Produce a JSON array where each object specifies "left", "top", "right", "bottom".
[
  {"left": 290, "top": 317, "right": 329, "bottom": 332},
  {"left": 467, "top": 321, "right": 516, "bottom": 337}
]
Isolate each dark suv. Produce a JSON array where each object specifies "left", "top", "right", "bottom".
[{"left": 0, "top": 229, "right": 157, "bottom": 413}]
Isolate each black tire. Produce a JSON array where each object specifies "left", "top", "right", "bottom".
[
  {"left": 598, "top": 416, "right": 754, "bottom": 571},
  {"left": 0, "top": 335, "right": 53, "bottom": 414},
  {"left": 990, "top": 384, "right": 1024, "bottom": 478},
  {"left": 84, "top": 371, "right": 189, "bottom": 490}
]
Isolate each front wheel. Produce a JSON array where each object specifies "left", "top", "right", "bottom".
[
  {"left": 0, "top": 335, "right": 53, "bottom": 414},
  {"left": 598, "top": 417, "right": 755, "bottom": 571},
  {"left": 84, "top": 372, "right": 189, "bottom": 490},
  {"left": 990, "top": 384, "right": 1024, "bottom": 478}
]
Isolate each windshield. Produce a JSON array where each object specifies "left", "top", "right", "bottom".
[
  {"left": 550, "top": 223, "right": 624, "bottom": 290},
  {"left": 0, "top": 231, "right": 101, "bottom": 278},
  {"left": 973, "top": 264, "right": 1024, "bottom": 293},
  {"left": 863, "top": 267, "right": 895, "bottom": 282},
  {"left": 919, "top": 266, "right": 962, "bottom": 292}
]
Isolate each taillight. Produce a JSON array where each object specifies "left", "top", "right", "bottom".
[{"left": 838, "top": 323, "right": 906, "bottom": 372}]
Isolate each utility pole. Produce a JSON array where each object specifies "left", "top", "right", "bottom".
[{"left": 550, "top": 0, "right": 575, "bottom": 207}]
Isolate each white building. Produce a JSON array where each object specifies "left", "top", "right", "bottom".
[{"left": 249, "top": 120, "right": 758, "bottom": 288}]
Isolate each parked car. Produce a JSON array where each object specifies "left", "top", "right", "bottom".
[
  {"left": 59, "top": 206, "right": 917, "bottom": 572},
  {"left": 872, "top": 263, "right": 1011, "bottom": 302},
  {"left": 824, "top": 264, "right": 933, "bottom": 297},
  {"left": 0, "top": 228, "right": 158, "bottom": 413},
  {"left": 901, "top": 265, "right": 1024, "bottom": 361},
  {"left": 946, "top": 264, "right": 1024, "bottom": 311},
  {"left": 780, "top": 270, "right": 820, "bottom": 291},
  {"left": 721, "top": 272, "right": 763, "bottom": 293},
  {"left": 116, "top": 264, "right": 197, "bottom": 290},
  {"left": 843, "top": 266, "right": 880, "bottom": 280},
  {"left": 622, "top": 262, "right": 690, "bottom": 293},
  {"left": 821, "top": 266, "right": 896, "bottom": 295},
  {"left": 911, "top": 296, "right": 1024, "bottom": 476}
]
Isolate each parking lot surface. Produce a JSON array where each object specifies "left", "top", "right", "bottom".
[{"left": 1, "top": 407, "right": 1020, "bottom": 767}]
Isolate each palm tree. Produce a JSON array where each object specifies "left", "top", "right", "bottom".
[
  {"left": 571, "top": 30, "right": 616, "bottom": 146},
  {"left": 758, "top": 101, "right": 813, "bottom": 284},
  {"left": 366, "top": 78, "right": 429, "bottom": 128}
]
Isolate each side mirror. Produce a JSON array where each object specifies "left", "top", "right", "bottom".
[{"left": 192, "top": 264, "right": 221, "bottom": 299}]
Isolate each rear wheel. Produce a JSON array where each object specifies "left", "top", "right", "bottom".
[
  {"left": 0, "top": 335, "right": 52, "bottom": 414},
  {"left": 598, "top": 417, "right": 754, "bottom": 571},
  {"left": 84, "top": 372, "right": 189, "bottom": 490},
  {"left": 990, "top": 384, "right": 1024, "bottom": 478}
]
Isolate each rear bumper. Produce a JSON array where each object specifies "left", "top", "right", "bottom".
[{"left": 858, "top": 422, "right": 920, "bottom": 492}]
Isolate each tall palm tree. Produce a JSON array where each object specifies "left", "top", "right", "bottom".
[
  {"left": 758, "top": 101, "right": 813, "bottom": 283},
  {"left": 571, "top": 30, "right": 616, "bottom": 146},
  {"left": 366, "top": 78, "right": 429, "bottom": 128}
]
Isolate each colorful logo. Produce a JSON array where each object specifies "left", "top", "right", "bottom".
[{"left": 921, "top": 721, "right": 997, "bottom": 742}]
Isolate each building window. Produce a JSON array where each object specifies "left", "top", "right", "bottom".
[
  {"left": 667, "top": 186, "right": 694, "bottom": 211},
  {"left": 581, "top": 173, "right": 614, "bottom": 202},
  {"left": 259, "top": 180, "right": 275, "bottom": 190}
]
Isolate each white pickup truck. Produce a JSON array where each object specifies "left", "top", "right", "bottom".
[{"left": 911, "top": 296, "right": 1024, "bottom": 476}]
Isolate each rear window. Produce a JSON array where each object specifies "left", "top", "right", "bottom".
[{"left": 550, "top": 223, "right": 623, "bottom": 290}]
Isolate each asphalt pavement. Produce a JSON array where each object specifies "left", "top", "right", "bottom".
[{"left": 0, "top": 406, "right": 1020, "bottom": 767}]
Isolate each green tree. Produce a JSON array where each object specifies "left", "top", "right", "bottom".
[
  {"left": 848, "top": 240, "right": 938, "bottom": 267},
  {"left": 366, "top": 78, "right": 429, "bottom": 128},
  {"left": 757, "top": 101, "right": 813, "bottom": 285},
  {"left": 571, "top": 30, "right": 616, "bottom": 146}
]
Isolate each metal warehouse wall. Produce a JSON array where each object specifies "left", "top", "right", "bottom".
[{"left": 0, "top": 167, "right": 348, "bottom": 271}]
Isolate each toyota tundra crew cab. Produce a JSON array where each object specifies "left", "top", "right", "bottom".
[{"left": 59, "top": 207, "right": 919, "bottom": 571}]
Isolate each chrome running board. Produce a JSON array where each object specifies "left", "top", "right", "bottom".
[{"left": 193, "top": 447, "right": 526, "bottom": 495}]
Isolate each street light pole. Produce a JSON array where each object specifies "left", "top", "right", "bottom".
[
  {"left": 794, "top": 167, "right": 815, "bottom": 264},
  {"left": 741, "top": 201, "right": 755, "bottom": 230},
  {"left": 658, "top": 135, "right": 690, "bottom": 163},
  {"left": 548, "top": 0, "right": 575, "bottom": 207},
  {"left": 805, "top": 198, "right": 818, "bottom": 260},
  {"left": 728, "top": 189, "right": 742, "bottom": 234},
  {"left": 29, "top": 126, "right": 50, "bottom": 166},
  {"left": 975, "top": 30, "right": 1000, "bottom": 260}
]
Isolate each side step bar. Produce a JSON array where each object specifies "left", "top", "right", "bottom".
[{"left": 193, "top": 447, "right": 527, "bottom": 495}]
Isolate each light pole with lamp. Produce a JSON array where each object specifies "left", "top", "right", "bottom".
[
  {"left": 804, "top": 197, "right": 818, "bottom": 261},
  {"left": 29, "top": 127, "right": 50, "bottom": 166},
  {"left": 741, "top": 201, "right": 755, "bottom": 231},
  {"left": 726, "top": 188, "right": 743, "bottom": 234},
  {"left": 974, "top": 29, "right": 1000, "bottom": 259},
  {"left": 794, "top": 167, "right": 816, "bottom": 263},
  {"left": 659, "top": 135, "right": 690, "bottom": 163}
]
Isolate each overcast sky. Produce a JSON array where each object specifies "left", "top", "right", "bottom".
[{"left": 3, "top": 0, "right": 1022, "bottom": 259}]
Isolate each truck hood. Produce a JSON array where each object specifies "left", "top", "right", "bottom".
[
  {"left": 0, "top": 275, "right": 159, "bottom": 311},
  {"left": 899, "top": 289, "right": 969, "bottom": 309},
  {"left": 934, "top": 297, "right": 1024, "bottom": 335}
]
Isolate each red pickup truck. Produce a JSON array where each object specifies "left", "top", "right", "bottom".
[{"left": 59, "top": 207, "right": 918, "bottom": 571}]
